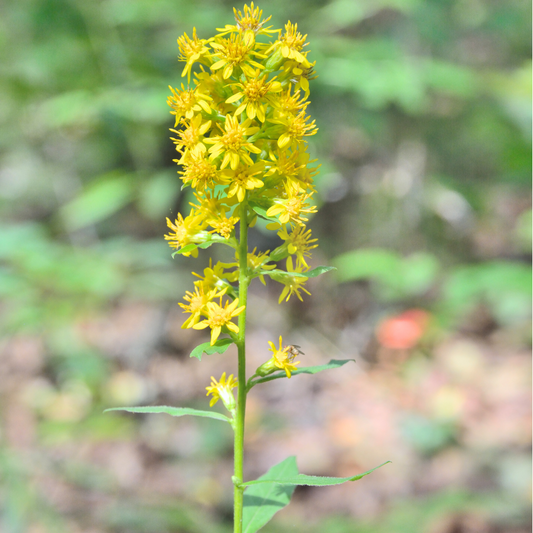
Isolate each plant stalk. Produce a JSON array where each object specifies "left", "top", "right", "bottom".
[{"left": 234, "top": 198, "right": 250, "bottom": 533}]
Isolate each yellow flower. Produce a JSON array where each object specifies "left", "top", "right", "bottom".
[
  {"left": 208, "top": 213, "right": 239, "bottom": 239},
  {"left": 210, "top": 33, "right": 266, "bottom": 79},
  {"left": 205, "top": 114, "right": 261, "bottom": 170},
  {"left": 170, "top": 114, "right": 211, "bottom": 162},
  {"left": 179, "top": 152, "right": 222, "bottom": 192},
  {"left": 206, "top": 372, "right": 237, "bottom": 409},
  {"left": 223, "top": 162, "right": 265, "bottom": 202},
  {"left": 177, "top": 28, "right": 211, "bottom": 83},
  {"left": 266, "top": 192, "right": 317, "bottom": 225},
  {"left": 164, "top": 213, "right": 206, "bottom": 257},
  {"left": 179, "top": 285, "right": 226, "bottom": 328},
  {"left": 225, "top": 70, "right": 282, "bottom": 122},
  {"left": 218, "top": 3, "right": 276, "bottom": 37},
  {"left": 228, "top": 247, "right": 276, "bottom": 285},
  {"left": 190, "top": 191, "right": 238, "bottom": 239},
  {"left": 284, "top": 62, "right": 317, "bottom": 98},
  {"left": 268, "top": 336, "right": 300, "bottom": 378},
  {"left": 273, "top": 86, "right": 308, "bottom": 117},
  {"left": 167, "top": 84, "right": 212, "bottom": 126},
  {"left": 193, "top": 297, "right": 245, "bottom": 345},
  {"left": 269, "top": 110, "right": 318, "bottom": 149},
  {"left": 278, "top": 256, "right": 311, "bottom": 303},
  {"left": 277, "top": 224, "right": 318, "bottom": 269},
  {"left": 265, "top": 149, "right": 306, "bottom": 195},
  {"left": 265, "top": 21, "right": 311, "bottom": 67},
  {"left": 193, "top": 259, "right": 238, "bottom": 291}
]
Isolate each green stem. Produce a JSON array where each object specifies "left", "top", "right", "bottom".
[{"left": 234, "top": 197, "right": 250, "bottom": 533}]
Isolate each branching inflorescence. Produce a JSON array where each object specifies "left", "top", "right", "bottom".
[{"left": 109, "top": 5, "right": 388, "bottom": 532}]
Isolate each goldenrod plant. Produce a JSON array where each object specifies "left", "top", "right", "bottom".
[{"left": 108, "top": 4, "right": 388, "bottom": 531}]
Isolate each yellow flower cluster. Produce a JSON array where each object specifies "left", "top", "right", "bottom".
[
  {"left": 261, "top": 336, "right": 301, "bottom": 378},
  {"left": 165, "top": 3, "right": 319, "bottom": 353}
]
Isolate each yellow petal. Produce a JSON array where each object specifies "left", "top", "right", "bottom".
[
  {"left": 230, "top": 153, "right": 240, "bottom": 170},
  {"left": 221, "top": 152, "right": 232, "bottom": 169},
  {"left": 223, "top": 64, "right": 233, "bottom": 79},
  {"left": 211, "top": 326, "right": 221, "bottom": 345},
  {"left": 278, "top": 134, "right": 291, "bottom": 148},
  {"left": 211, "top": 59, "right": 226, "bottom": 70},
  {"left": 247, "top": 102, "right": 256, "bottom": 119},
  {"left": 226, "top": 92, "right": 244, "bottom": 104}
]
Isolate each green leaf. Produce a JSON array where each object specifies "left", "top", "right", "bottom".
[
  {"left": 242, "top": 457, "right": 298, "bottom": 533},
  {"left": 241, "top": 462, "right": 390, "bottom": 487},
  {"left": 331, "top": 249, "right": 439, "bottom": 300},
  {"left": 171, "top": 236, "right": 236, "bottom": 257},
  {"left": 251, "top": 205, "right": 278, "bottom": 222},
  {"left": 249, "top": 359, "right": 354, "bottom": 388},
  {"left": 104, "top": 406, "right": 230, "bottom": 423},
  {"left": 190, "top": 338, "right": 234, "bottom": 360},
  {"left": 171, "top": 241, "right": 212, "bottom": 257},
  {"left": 332, "top": 248, "right": 401, "bottom": 284},
  {"left": 60, "top": 172, "right": 134, "bottom": 230},
  {"left": 261, "top": 266, "right": 336, "bottom": 279}
]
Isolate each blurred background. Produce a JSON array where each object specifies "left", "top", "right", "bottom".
[{"left": 0, "top": 0, "right": 531, "bottom": 532}]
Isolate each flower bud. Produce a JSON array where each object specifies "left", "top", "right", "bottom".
[{"left": 255, "top": 357, "right": 278, "bottom": 377}]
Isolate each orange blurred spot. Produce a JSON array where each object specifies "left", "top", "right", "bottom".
[{"left": 376, "top": 309, "right": 430, "bottom": 350}]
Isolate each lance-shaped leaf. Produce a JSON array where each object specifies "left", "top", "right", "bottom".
[
  {"left": 105, "top": 406, "right": 231, "bottom": 423},
  {"left": 251, "top": 205, "right": 279, "bottom": 222},
  {"left": 190, "top": 338, "right": 234, "bottom": 360},
  {"left": 248, "top": 359, "right": 354, "bottom": 389},
  {"left": 241, "top": 462, "right": 391, "bottom": 488},
  {"left": 242, "top": 456, "right": 298, "bottom": 533},
  {"left": 262, "top": 266, "right": 336, "bottom": 280},
  {"left": 171, "top": 235, "right": 236, "bottom": 257}
]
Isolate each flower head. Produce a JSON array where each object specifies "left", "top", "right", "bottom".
[
  {"left": 206, "top": 372, "right": 238, "bottom": 409},
  {"left": 268, "top": 336, "right": 300, "bottom": 378},
  {"left": 205, "top": 114, "right": 261, "bottom": 170},
  {"left": 270, "top": 110, "right": 318, "bottom": 149},
  {"left": 277, "top": 224, "right": 318, "bottom": 269},
  {"left": 225, "top": 71, "right": 282, "bottom": 122},
  {"left": 164, "top": 213, "right": 207, "bottom": 257},
  {"left": 210, "top": 33, "right": 265, "bottom": 79},
  {"left": 177, "top": 28, "right": 212, "bottom": 83},
  {"left": 179, "top": 152, "right": 223, "bottom": 192},
  {"left": 266, "top": 192, "right": 317, "bottom": 225},
  {"left": 231, "top": 3, "right": 276, "bottom": 35},
  {"left": 265, "top": 21, "right": 311, "bottom": 68},
  {"left": 170, "top": 114, "right": 211, "bottom": 162},
  {"left": 277, "top": 256, "right": 311, "bottom": 303},
  {"left": 179, "top": 285, "right": 226, "bottom": 328},
  {"left": 223, "top": 162, "right": 265, "bottom": 202},
  {"left": 167, "top": 84, "right": 212, "bottom": 126},
  {"left": 193, "top": 297, "right": 245, "bottom": 345}
]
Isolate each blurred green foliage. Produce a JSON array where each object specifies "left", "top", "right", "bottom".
[{"left": 0, "top": 0, "right": 531, "bottom": 531}]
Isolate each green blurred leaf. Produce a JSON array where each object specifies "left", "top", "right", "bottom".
[
  {"left": 424, "top": 60, "right": 477, "bottom": 98},
  {"left": 332, "top": 248, "right": 401, "bottom": 284},
  {"left": 105, "top": 405, "right": 231, "bottom": 423},
  {"left": 332, "top": 249, "right": 439, "bottom": 300},
  {"left": 60, "top": 172, "right": 134, "bottom": 230},
  {"left": 441, "top": 261, "right": 532, "bottom": 325},
  {"left": 243, "top": 456, "right": 298, "bottom": 533},
  {"left": 400, "top": 253, "right": 440, "bottom": 295},
  {"left": 137, "top": 170, "right": 180, "bottom": 220},
  {"left": 190, "top": 338, "right": 234, "bottom": 360}
]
